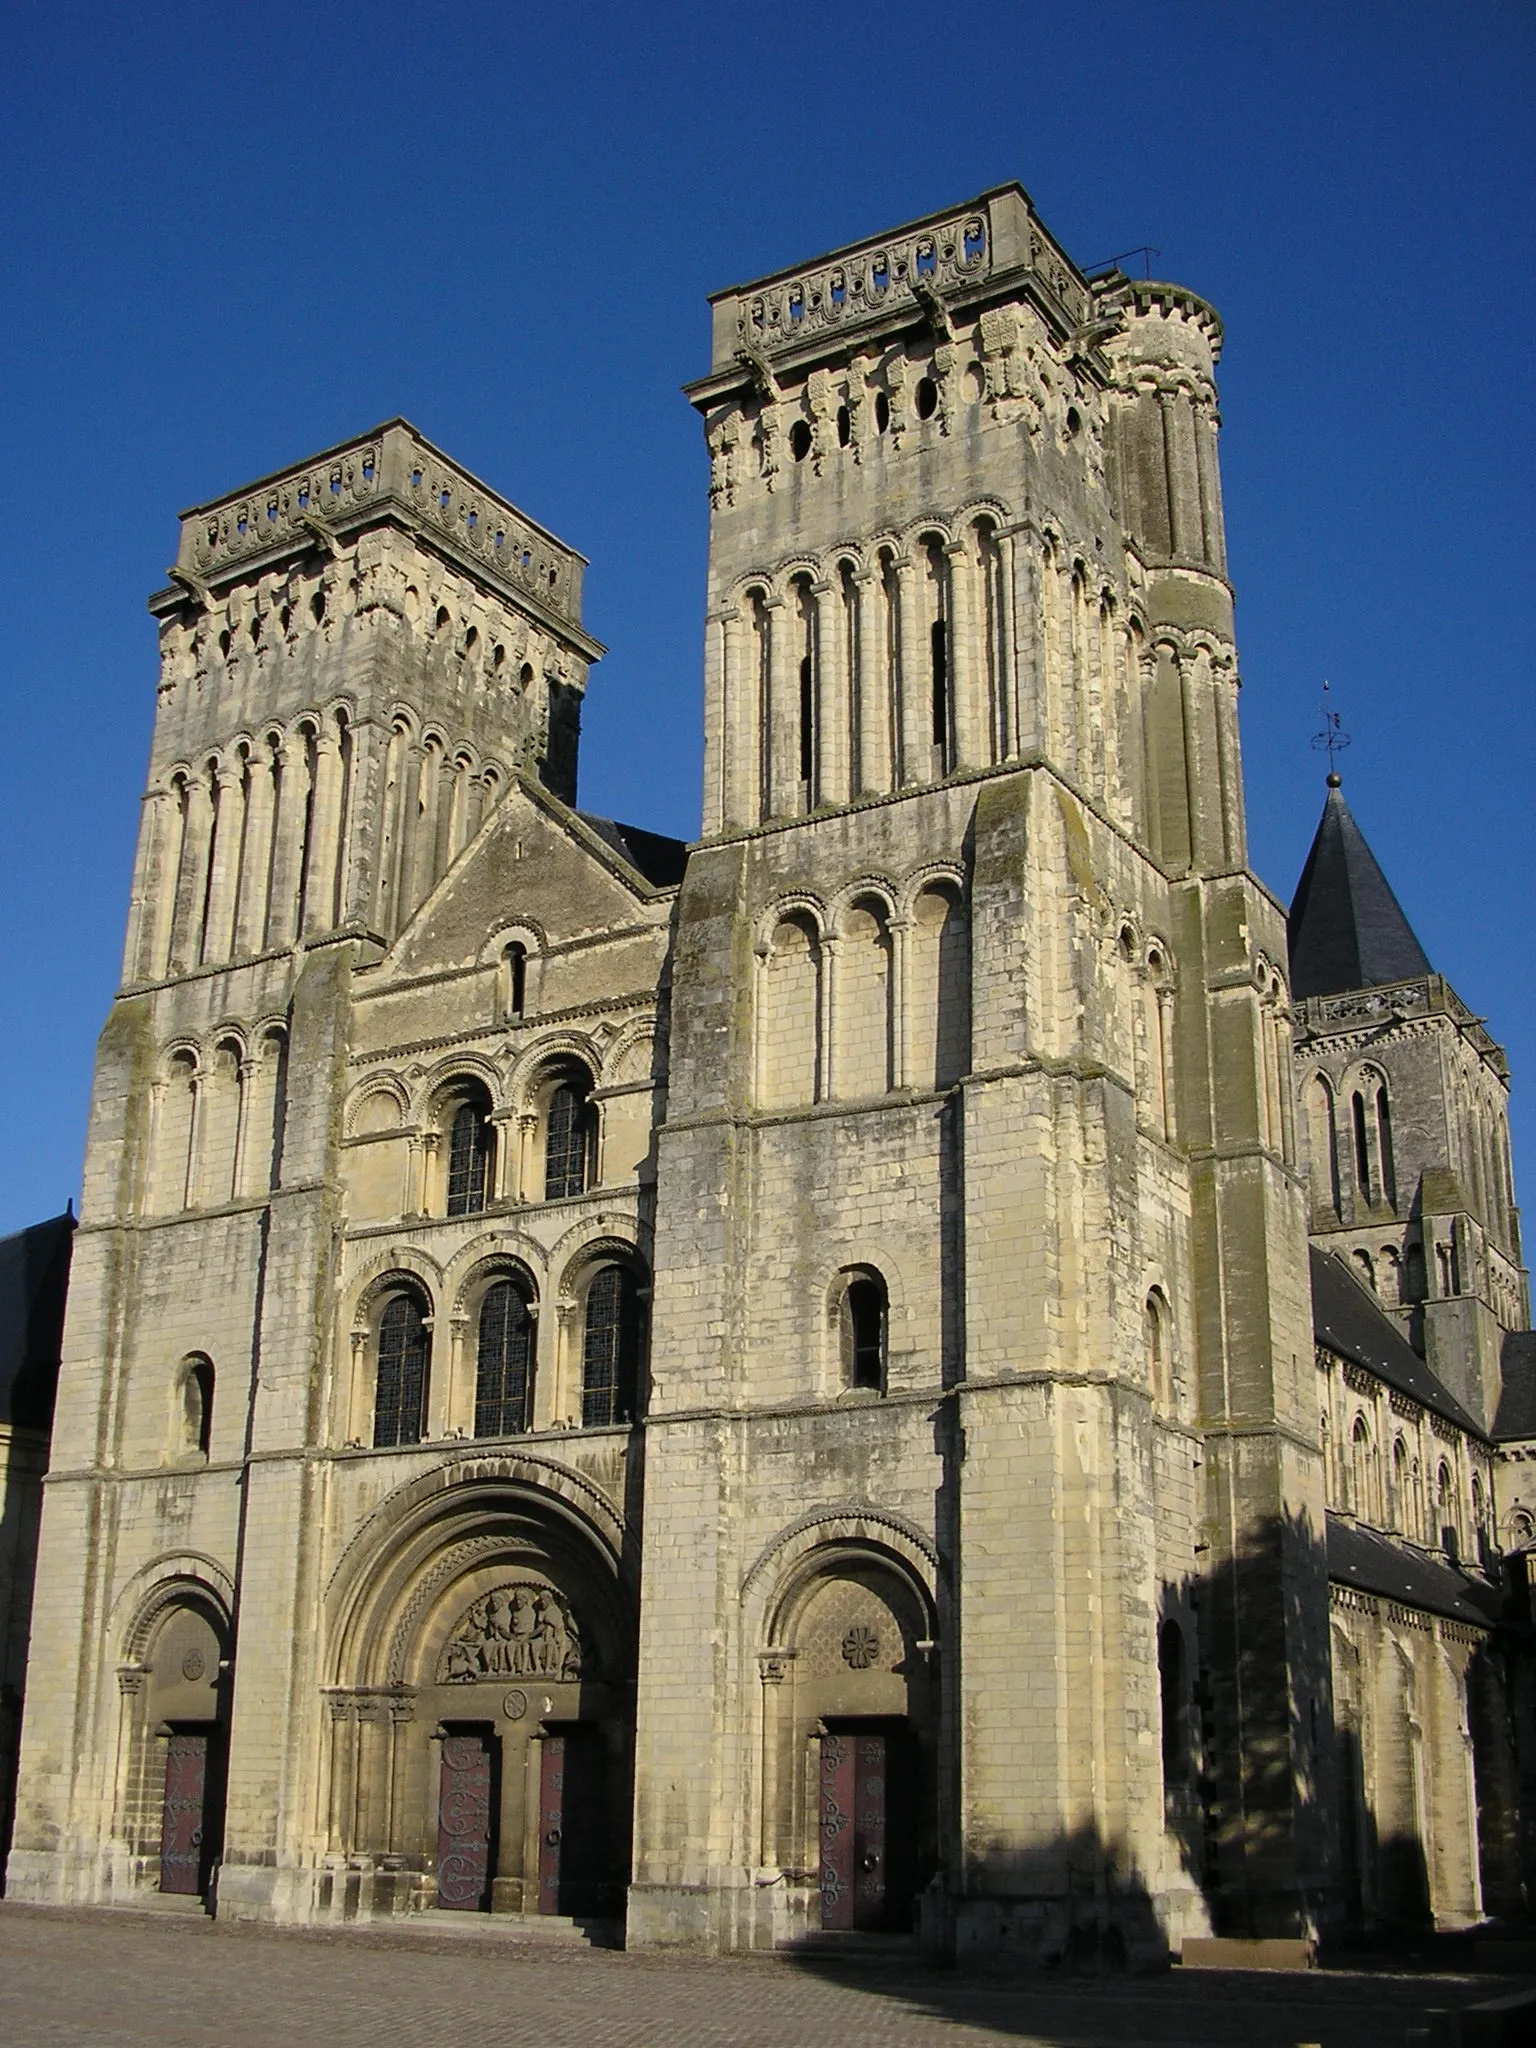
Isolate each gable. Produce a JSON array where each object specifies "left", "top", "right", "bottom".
[{"left": 381, "top": 776, "right": 672, "bottom": 983}]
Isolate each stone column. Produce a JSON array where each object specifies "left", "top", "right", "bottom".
[
  {"left": 235, "top": 743, "right": 276, "bottom": 955},
  {"left": 302, "top": 726, "right": 345, "bottom": 938},
  {"left": 412, "top": 741, "right": 445, "bottom": 906},
  {"left": 1158, "top": 391, "right": 1187, "bottom": 559},
  {"left": 896, "top": 557, "right": 924, "bottom": 785},
  {"left": 819, "top": 935, "right": 841, "bottom": 1102},
  {"left": 515, "top": 1113, "right": 538, "bottom": 1205},
  {"left": 889, "top": 915, "right": 912, "bottom": 1090},
  {"left": 201, "top": 761, "right": 246, "bottom": 965},
  {"left": 266, "top": 732, "right": 313, "bottom": 949},
  {"left": 765, "top": 597, "right": 796, "bottom": 819},
  {"left": 813, "top": 579, "right": 849, "bottom": 808},
  {"left": 720, "top": 607, "right": 753, "bottom": 830},
  {"left": 168, "top": 771, "right": 215, "bottom": 974},
  {"left": 132, "top": 785, "right": 182, "bottom": 983},
  {"left": 946, "top": 538, "right": 980, "bottom": 771},
  {"left": 1004, "top": 526, "right": 1041, "bottom": 758},
  {"left": 490, "top": 1112, "right": 515, "bottom": 1203},
  {"left": 391, "top": 740, "right": 425, "bottom": 936},
  {"left": 701, "top": 608, "right": 725, "bottom": 836},
  {"left": 121, "top": 790, "right": 159, "bottom": 984},
  {"left": 853, "top": 568, "right": 889, "bottom": 795},
  {"left": 230, "top": 1058, "right": 256, "bottom": 1201},
  {"left": 1215, "top": 668, "right": 1246, "bottom": 869}
]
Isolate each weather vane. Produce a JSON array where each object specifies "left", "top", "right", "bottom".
[{"left": 1311, "top": 680, "right": 1350, "bottom": 783}]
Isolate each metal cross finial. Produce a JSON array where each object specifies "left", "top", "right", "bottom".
[{"left": 1311, "top": 680, "right": 1350, "bottom": 785}]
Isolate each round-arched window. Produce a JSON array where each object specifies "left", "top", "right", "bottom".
[{"left": 374, "top": 1292, "right": 429, "bottom": 1448}]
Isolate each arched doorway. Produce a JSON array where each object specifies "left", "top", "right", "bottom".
[
  {"left": 323, "top": 1463, "right": 636, "bottom": 1922},
  {"left": 117, "top": 1583, "right": 232, "bottom": 1901},
  {"left": 761, "top": 1547, "right": 937, "bottom": 1934}
]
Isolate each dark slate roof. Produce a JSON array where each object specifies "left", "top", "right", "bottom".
[
  {"left": 1327, "top": 1513, "right": 1501, "bottom": 1627},
  {"left": 576, "top": 814, "right": 689, "bottom": 889},
  {"left": 0, "top": 1209, "right": 74, "bottom": 1432},
  {"left": 1310, "top": 1245, "right": 1481, "bottom": 1437},
  {"left": 1288, "top": 779, "right": 1433, "bottom": 1000},
  {"left": 1494, "top": 1331, "right": 1536, "bottom": 1441}
]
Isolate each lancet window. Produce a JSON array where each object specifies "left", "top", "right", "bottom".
[
  {"left": 374, "top": 1291, "right": 430, "bottom": 1448},
  {"left": 581, "top": 1265, "right": 640, "bottom": 1428},
  {"left": 475, "top": 1278, "right": 534, "bottom": 1438},
  {"left": 446, "top": 1093, "right": 494, "bottom": 1217}
]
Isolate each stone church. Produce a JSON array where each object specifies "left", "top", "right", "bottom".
[{"left": 7, "top": 181, "right": 1533, "bottom": 1960}]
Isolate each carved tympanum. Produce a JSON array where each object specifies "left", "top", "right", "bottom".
[{"left": 436, "top": 1582, "right": 582, "bottom": 1685}]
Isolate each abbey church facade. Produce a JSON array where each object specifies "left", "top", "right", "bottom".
[{"left": 7, "top": 183, "right": 1533, "bottom": 1960}]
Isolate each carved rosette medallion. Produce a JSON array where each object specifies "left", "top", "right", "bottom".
[
  {"left": 436, "top": 1582, "right": 583, "bottom": 1685},
  {"left": 841, "top": 1625, "right": 880, "bottom": 1671}
]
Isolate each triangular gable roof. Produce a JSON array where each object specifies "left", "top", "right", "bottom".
[
  {"left": 381, "top": 772, "right": 686, "bottom": 981},
  {"left": 1288, "top": 780, "right": 1432, "bottom": 1000},
  {"left": 1310, "top": 1245, "right": 1481, "bottom": 1438}
]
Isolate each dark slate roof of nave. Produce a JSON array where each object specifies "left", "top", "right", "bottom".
[
  {"left": 0, "top": 1209, "right": 74, "bottom": 1432},
  {"left": 1310, "top": 1244, "right": 1481, "bottom": 1437},
  {"left": 575, "top": 814, "right": 689, "bottom": 889},
  {"left": 1288, "top": 780, "right": 1433, "bottom": 1000},
  {"left": 1494, "top": 1331, "right": 1536, "bottom": 1441},
  {"left": 1327, "top": 1513, "right": 1501, "bottom": 1627}
]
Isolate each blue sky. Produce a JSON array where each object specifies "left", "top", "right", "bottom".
[{"left": 1, "top": 0, "right": 1532, "bottom": 1235}]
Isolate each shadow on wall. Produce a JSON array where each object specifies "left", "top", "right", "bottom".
[
  {"left": 797, "top": 1509, "right": 1338, "bottom": 1975},
  {"left": 0, "top": 1209, "right": 74, "bottom": 1887}
]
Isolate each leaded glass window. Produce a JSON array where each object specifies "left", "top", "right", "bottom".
[
  {"left": 476, "top": 1279, "right": 533, "bottom": 1438},
  {"left": 581, "top": 1265, "right": 639, "bottom": 1428},
  {"left": 446, "top": 1099, "right": 494, "bottom": 1216},
  {"left": 374, "top": 1293, "right": 428, "bottom": 1447},
  {"left": 545, "top": 1081, "right": 590, "bottom": 1200}
]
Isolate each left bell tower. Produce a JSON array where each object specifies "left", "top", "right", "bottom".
[{"left": 7, "top": 421, "right": 602, "bottom": 1910}]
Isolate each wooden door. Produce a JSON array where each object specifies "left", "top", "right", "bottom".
[
  {"left": 436, "top": 1731, "right": 494, "bottom": 1909},
  {"left": 160, "top": 1731, "right": 208, "bottom": 1894},
  {"left": 819, "top": 1728, "right": 890, "bottom": 1931},
  {"left": 537, "top": 1727, "right": 608, "bottom": 1916}
]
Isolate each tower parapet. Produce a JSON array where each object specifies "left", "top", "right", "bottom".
[{"left": 127, "top": 422, "right": 603, "bottom": 985}]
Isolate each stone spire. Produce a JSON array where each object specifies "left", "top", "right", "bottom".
[{"left": 1288, "top": 776, "right": 1432, "bottom": 1000}]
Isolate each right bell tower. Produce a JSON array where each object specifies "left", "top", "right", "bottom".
[{"left": 632, "top": 185, "right": 1328, "bottom": 1958}]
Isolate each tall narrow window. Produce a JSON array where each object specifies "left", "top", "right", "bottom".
[
  {"left": 504, "top": 942, "right": 528, "bottom": 1021},
  {"left": 1376, "top": 1084, "right": 1396, "bottom": 1209},
  {"left": 475, "top": 1278, "right": 533, "bottom": 1437},
  {"left": 545, "top": 1079, "right": 591, "bottom": 1200},
  {"left": 446, "top": 1097, "right": 494, "bottom": 1216},
  {"left": 179, "top": 1355, "right": 214, "bottom": 1459},
  {"left": 374, "top": 1293, "right": 429, "bottom": 1447},
  {"left": 581, "top": 1265, "right": 640, "bottom": 1427},
  {"left": 840, "top": 1269, "right": 887, "bottom": 1391},
  {"left": 1146, "top": 1290, "right": 1172, "bottom": 1406},
  {"left": 1352, "top": 1090, "right": 1372, "bottom": 1205},
  {"left": 1350, "top": 1416, "right": 1372, "bottom": 1521},
  {"left": 1391, "top": 1437, "right": 1409, "bottom": 1532},
  {"left": 796, "top": 576, "right": 816, "bottom": 796},
  {"left": 930, "top": 617, "right": 949, "bottom": 760}
]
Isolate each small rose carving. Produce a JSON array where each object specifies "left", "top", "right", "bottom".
[{"left": 841, "top": 1625, "right": 880, "bottom": 1671}]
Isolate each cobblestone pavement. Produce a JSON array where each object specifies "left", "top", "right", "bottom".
[{"left": 0, "top": 1904, "right": 1528, "bottom": 2048}]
